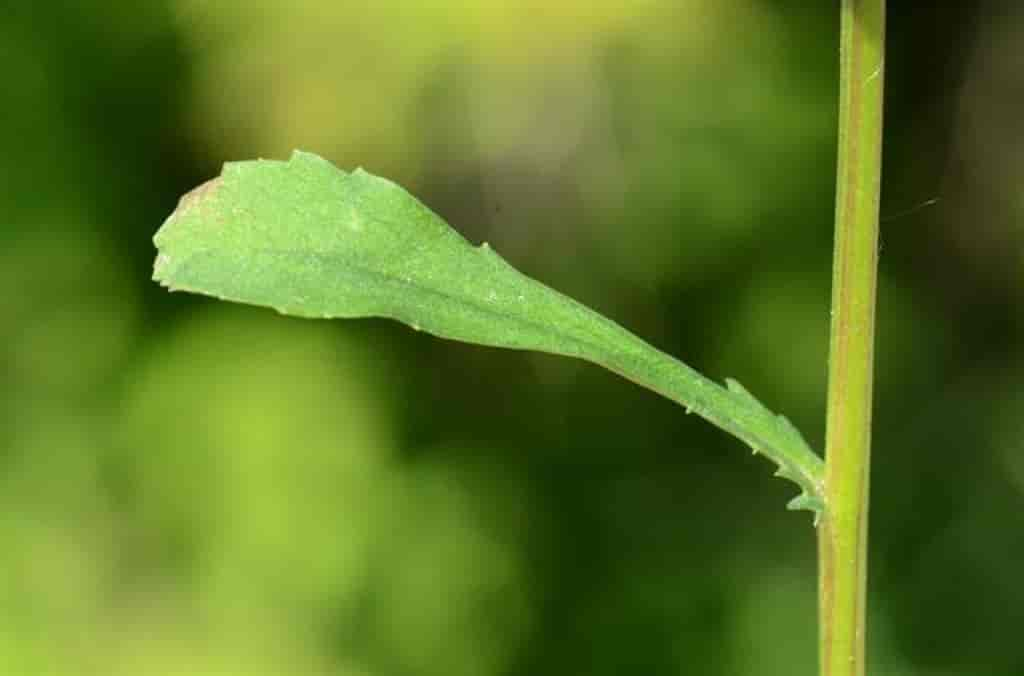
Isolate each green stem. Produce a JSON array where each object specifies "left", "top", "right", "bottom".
[{"left": 819, "top": 1, "right": 885, "bottom": 675}]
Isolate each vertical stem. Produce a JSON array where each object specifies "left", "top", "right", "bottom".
[{"left": 820, "top": 1, "right": 885, "bottom": 676}]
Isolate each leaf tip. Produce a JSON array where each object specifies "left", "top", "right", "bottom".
[{"left": 175, "top": 176, "right": 223, "bottom": 218}]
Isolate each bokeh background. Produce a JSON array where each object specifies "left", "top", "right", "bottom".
[{"left": 2, "top": 2, "right": 1022, "bottom": 674}]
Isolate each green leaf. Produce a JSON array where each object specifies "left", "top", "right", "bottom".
[{"left": 153, "top": 150, "right": 824, "bottom": 518}]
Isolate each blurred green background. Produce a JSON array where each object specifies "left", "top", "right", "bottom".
[{"left": 2, "top": 2, "right": 1022, "bottom": 674}]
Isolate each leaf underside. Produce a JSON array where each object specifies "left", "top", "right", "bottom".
[{"left": 153, "top": 151, "right": 825, "bottom": 519}]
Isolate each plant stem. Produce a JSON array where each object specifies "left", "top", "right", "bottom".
[{"left": 819, "top": 1, "right": 885, "bottom": 675}]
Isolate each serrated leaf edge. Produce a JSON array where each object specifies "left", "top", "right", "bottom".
[{"left": 725, "top": 378, "right": 825, "bottom": 523}]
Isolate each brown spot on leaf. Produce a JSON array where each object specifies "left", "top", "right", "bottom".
[{"left": 175, "top": 177, "right": 222, "bottom": 217}]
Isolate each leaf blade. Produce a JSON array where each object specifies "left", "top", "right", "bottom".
[{"left": 154, "top": 151, "right": 825, "bottom": 517}]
